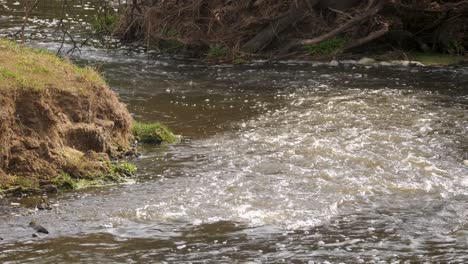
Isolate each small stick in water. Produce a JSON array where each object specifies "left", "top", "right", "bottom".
[{"left": 29, "top": 221, "right": 49, "bottom": 234}]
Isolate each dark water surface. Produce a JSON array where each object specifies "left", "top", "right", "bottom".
[{"left": 1, "top": 1, "right": 468, "bottom": 263}]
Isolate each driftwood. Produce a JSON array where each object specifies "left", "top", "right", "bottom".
[
  {"left": 282, "top": 0, "right": 384, "bottom": 52},
  {"left": 241, "top": 0, "right": 320, "bottom": 53},
  {"left": 115, "top": 0, "right": 468, "bottom": 58},
  {"left": 343, "top": 22, "right": 388, "bottom": 51}
]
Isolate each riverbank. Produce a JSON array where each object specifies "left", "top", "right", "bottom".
[
  {"left": 0, "top": 39, "right": 175, "bottom": 195},
  {"left": 114, "top": 0, "right": 467, "bottom": 64}
]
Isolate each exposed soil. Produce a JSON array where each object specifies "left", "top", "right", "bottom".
[
  {"left": 0, "top": 87, "right": 132, "bottom": 190},
  {"left": 0, "top": 42, "right": 133, "bottom": 193}
]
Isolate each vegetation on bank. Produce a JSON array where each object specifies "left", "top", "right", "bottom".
[
  {"left": 91, "top": 14, "right": 119, "bottom": 34},
  {"left": 1, "top": 161, "right": 137, "bottom": 194},
  {"left": 304, "top": 37, "right": 349, "bottom": 57},
  {"left": 0, "top": 39, "right": 105, "bottom": 91},
  {"left": 114, "top": 0, "right": 467, "bottom": 63},
  {"left": 0, "top": 39, "right": 176, "bottom": 195}
]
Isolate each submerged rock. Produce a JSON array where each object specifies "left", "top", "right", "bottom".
[
  {"left": 358, "top": 57, "right": 375, "bottom": 65},
  {"left": 36, "top": 198, "right": 53, "bottom": 210}
]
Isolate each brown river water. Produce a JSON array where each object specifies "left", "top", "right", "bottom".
[{"left": 0, "top": 1, "right": 468, "bottom": 263}]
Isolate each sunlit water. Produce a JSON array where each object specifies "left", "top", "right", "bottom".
[{"left": 1, "top": 1, "right": 468, "bottom": 263}]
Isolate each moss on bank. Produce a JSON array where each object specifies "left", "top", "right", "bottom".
[
  {"left": 304, "top": 37, "right": 348, "bottom": 57},
  {"left": 132, "top": 122, "right": 178, "bottom": 144},
  {"left": 91, "top": 14, "right": 119, "bottom": 33},
  {"left": 407, "top": 52, "right": 466, "bottom": 66},
  {"left": 51, "top": 161, "right": 137, "bottom": 190},
  {"left": 0, "top": 161, "right": 137, "bottom": 194}
]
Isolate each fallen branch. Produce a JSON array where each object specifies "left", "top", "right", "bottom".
[
  {"left": 241, "top": 0, "right": 320, "bottom": 53},
  {"left": 342, "top": 22, "right": 389, "bottom": 51},
  {"left": 282, "top": 0, "right": 385, "bottom": 52}
]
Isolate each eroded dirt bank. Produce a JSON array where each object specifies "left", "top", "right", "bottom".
[{"left": 0, "top": 39, "right": 133, "bottom": 193}]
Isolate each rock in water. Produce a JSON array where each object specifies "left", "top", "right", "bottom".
[
  {"left": 29, "top": 221, "right": 49, "bottom": 234},
  {"left": 37, "top": 202, "right": 52, "bottom": 210},
  {"left": 36, "top": 198, "right": 53, "bottom": 210}
]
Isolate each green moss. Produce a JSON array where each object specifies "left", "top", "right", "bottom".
[
  {"left": 51, "top": 173, "right": 78, "bottom": 190},
  {"left": 109, "top": 161, "right": 137, "bottom": 175},
  {"left": 50, "top": 161, "right": 136, "bottom": 191},
  {"left": 304, "top": 37, "right": 348, "bottom": 56},
  {"left": 0, "top": 175, "right": 39, "bottom": 192},
  {"left": 14, "top": 177, "right": 38, "bottom": 189},
  {"left": 207, "top": 43, "right": 227, "bottom": 59},
  {"left": 1, "top": 175, "right": 39, "bottom": 193},
  {"left": 132, "top": 121, "right": 177, "bottom": 144},
  {"left": 233, "top": 57, "right": 248, "bottom": 64},
  {"left": 408, "top": 52, "right": 465, "bottom": 66}
]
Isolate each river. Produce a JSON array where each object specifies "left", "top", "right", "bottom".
[{"left": 0, "top": 1, "right": 467, "bottom": 263}]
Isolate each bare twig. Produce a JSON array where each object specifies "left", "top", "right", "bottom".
[
  {"left": 56, "top": 0, "right": 80, "bottom": 56},
  {"left": 14, "top": 0, "right": 39, "bottom": 43}
]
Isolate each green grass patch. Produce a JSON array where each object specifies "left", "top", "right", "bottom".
[
  {"left": 132, "top": 121, "right": 177, "bottom": 144},
  {"left": 304, "top": 37, "right": 348, "bottom": 56},
  {"left": 51, "top": 173, "right": 78, "bottom": 190},
  {"left": 91, "top": 14, "right": 119, "bottom": 33},
  {"left": 109, "top": 161, "right": 137, "bottom": 175},
  {"left": 1, "top": 175, "right": 40, "bottom": 194},
  {"left": 233, "top": 57, "right": 248, "bottom": 64},
  {"left": 0, "top": 38, "right": 106, "bottom": 92},
  {"left": 408, "top": 52, "right": 465, "bottom": 66},
  {"left": 207, "top": 43, "right": 227, "bottom": 59}
]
